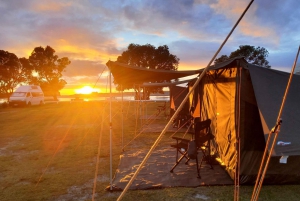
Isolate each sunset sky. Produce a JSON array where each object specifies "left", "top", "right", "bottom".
[{"left": 1, "top": 0, "right": 300, "bottom": 95}]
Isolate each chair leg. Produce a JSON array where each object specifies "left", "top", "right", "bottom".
[
  {"left": 207, "top": 155, "right": 214, "bottom": 169},
  {"left": 202, "top": 149, "right": 214, "bottom": 170},
  {"left": 207, "top": 140, "right": 214, "bottom": 169},
  {"left": 170, "top": 151, "right": 188, "bottom": 173},
  {"left": 185, "top": 158, "right": 190, "bottom": 165},
  {"left": 197, "top": 150, "right": 212, "bottom": 180},
  {"left": 196, "top": 155, "right": 201, "bottom": 179}
]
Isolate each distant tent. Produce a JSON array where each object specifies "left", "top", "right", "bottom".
[{"left": 190, "top": 57, "right": 300, "bottom": 184}]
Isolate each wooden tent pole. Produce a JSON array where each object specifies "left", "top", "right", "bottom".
[
  {"left": 116, "top": 1, "right": 254, "bottom": 200},
  {"left": 251, "top": 45, "right": 300, "bottom": 201},
  {"left": 234, "top": 65, "right": 242, "bottom": 201},
  {"left": 122, "top": 84, "right": 124, "bottom": 151},
  {"left": 109, "top": 67, "right": 113, "bottom": 191}
]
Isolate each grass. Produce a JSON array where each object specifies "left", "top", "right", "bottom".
[{"left": 0, "top": 101, "right": 300, "bottom": 201}]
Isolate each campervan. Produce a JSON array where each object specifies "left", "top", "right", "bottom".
[{"left": 9, "top": 85, "right": 44, "bottom": 106}]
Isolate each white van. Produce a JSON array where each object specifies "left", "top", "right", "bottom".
[{"left": 9, "top": 85, "right": 44, "bottom": 106}]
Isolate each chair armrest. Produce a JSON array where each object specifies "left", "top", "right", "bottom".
[
  {"left": 171, "top": 137, "right": 189, "bottom": 149},
  {"left": 171, "top": 137, "right": 190, "bottom": 143}
]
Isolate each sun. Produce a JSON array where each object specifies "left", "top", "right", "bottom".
[{"left": 75, "top": 86, "right": 100, "bottom": 94}]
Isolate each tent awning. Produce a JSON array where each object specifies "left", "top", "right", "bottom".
[
  {"left": 140, "top": 78, "right": 195, "bottom": 87},
  {"left": 106, "top": 61, "right": 201, "bottom": 84}
]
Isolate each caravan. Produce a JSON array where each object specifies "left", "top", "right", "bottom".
[{"left": 9, "top": 85, "right": 44, "bottom": 106}]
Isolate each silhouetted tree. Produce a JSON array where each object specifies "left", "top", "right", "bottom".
[
  {"left": 214, "top": 55, "right": 229, "bottom": 64},
  {"left": 112, "top": 43, "right": 179, "bottom": 99},
  {"left": 0, "top": 50, "right": 30, "bottom": 100},
  {"left": 27, "top": 46, "right": 70, "bottom": 100},
  {"left": 215, "top": 45, "right": 271, "bottom": 68}
]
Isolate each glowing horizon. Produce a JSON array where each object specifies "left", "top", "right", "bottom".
[{"left": 74, "top": 86, "right": 101, "bottom": 94}]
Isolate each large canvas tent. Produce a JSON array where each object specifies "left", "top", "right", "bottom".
[
  {"left": 190, "top": 57, "right": 300, "bottom": 184},
  {"left": 107, "top": 57, "right": 300, "bottom": 185}
]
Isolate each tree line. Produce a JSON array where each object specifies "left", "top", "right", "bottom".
[
  {"left": 0, "top": 46, "right": 70, "bottom": 101},
  {"left": 1, "top": 43, "right": 270, "bottom": 102}
]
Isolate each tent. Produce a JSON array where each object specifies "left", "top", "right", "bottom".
[
  {"left": 190, "top": 56, "right": 300, "bottom": 184},
  {"left": 107, "top": 57, "right": 300, "bottom": 185}
]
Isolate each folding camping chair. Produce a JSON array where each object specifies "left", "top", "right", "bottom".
[{"left": 170, "top": 119, "right": 214, "bottom": 178}]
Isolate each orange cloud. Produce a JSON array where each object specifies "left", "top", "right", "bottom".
[
  {"left": 52, "top": 39, "right": 119, "bottom": 63},
  {"left": 33, "top": 2, "right": 72, "bottom": 12}
]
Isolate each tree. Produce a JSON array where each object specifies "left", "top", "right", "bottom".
[
  {"left": 0, "top": 50, "right": 30, "bottom": 100},
  {"left": 27, "top": 46, "right": 70, "bottom": 100},
  {"left": 215, "top": 45, "right": 271, "bottom": 68},
  {"left": 214, "top": 55, "right": 229, "bottom": 64},
  {"left": 114, "top": 43, "right": 179, "bottom": 99}
]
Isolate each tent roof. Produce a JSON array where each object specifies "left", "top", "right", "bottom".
[
  {"left": 106, "top": 61, "right": 201, "bottom": 84},
  {"left": 208, "top": 56, "right": 246, "bottom": 70},
  {"left": 248, "top": 64, "right": 300, "bottom": 156}
]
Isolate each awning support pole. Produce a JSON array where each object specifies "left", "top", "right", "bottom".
[{"left": 109, "top": 67, "right": 113, "bottom": 191}]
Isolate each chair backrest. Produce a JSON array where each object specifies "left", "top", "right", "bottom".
[{"left": 194, "top": 119, "right": 212, "bottom": 146}]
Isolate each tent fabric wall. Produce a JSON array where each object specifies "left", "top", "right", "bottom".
[
  {"left": 194, "top": 57, "right": 300, "bottom": 184},
  {"left": 239, "top": 65, "right": 267, "bottom": 183},
  {"left": 188, "top": 79, "right": 201, "bottom": 118},
  {"left": 248, "top": 65, "right": 300, "bottom": 156},
  {"left": 199, "top": 67, "right": 238, "bottom": 178},
  {"left": 169, "top": 86, "right": 189, "bottom": 116}
]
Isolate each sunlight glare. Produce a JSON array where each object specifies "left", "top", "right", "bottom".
[{"left": 75, "top": 86, "right": 100, "bottom": 94}]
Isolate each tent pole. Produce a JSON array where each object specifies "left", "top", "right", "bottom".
[
  {"left": 139, "top": 85, "right": 142, "bottom": 128},
  {"left": 251, "top": 45, "right": 300, "bottom": 201},
  {"left": 109, "top": 67, "right": 113, "bottom": 191},
  {"left": 122, "top": 84, "right": 124, "bottom": 152},
  {"left": 234, "top": 65, "right": 242, "bottom": 201},
  {"left": 116, "top": 1, "right": 254, "bottom": 200}
]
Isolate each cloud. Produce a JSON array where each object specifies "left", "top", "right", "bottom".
[
  {"left": 0, "top": 0, "right": 125, "bottom": 79},
  {"left": 1, "top": 0, "right": 300, "bottom": 93},
  {"left": 117, "top": 0, "right": 230, "bottom": 41},
  {"left": 64, "top": 60, "right": 107, "bottom": 77}
]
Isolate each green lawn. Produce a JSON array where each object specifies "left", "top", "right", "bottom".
[{"left": 0, "top": 101, "right": 299, "bottom": 201}]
